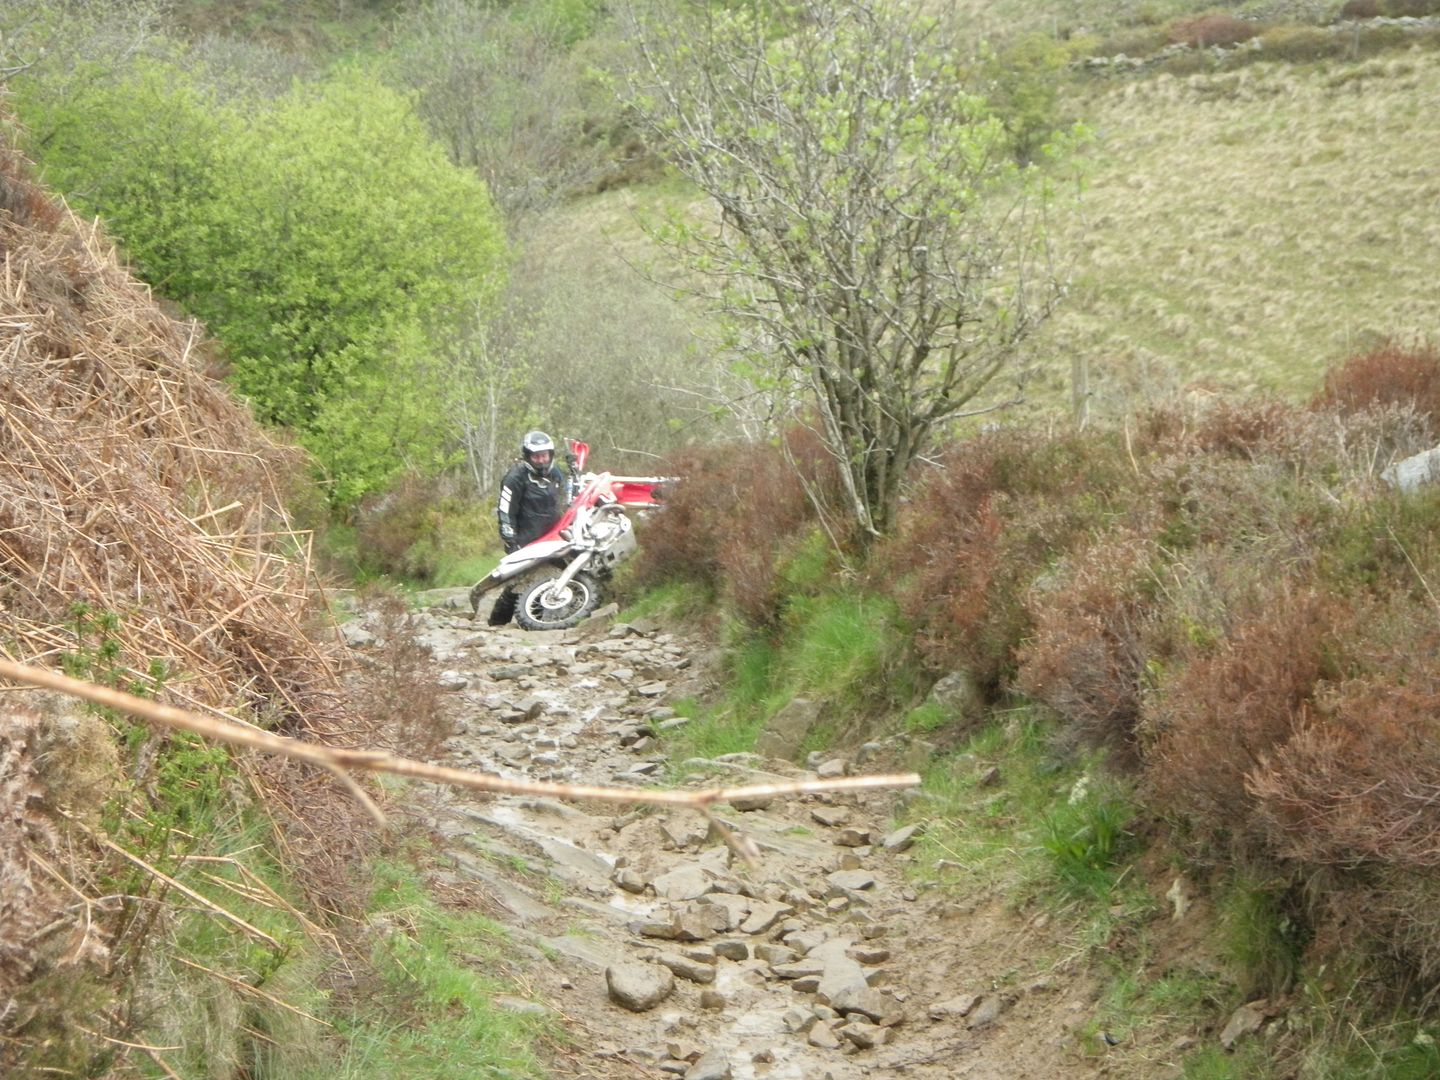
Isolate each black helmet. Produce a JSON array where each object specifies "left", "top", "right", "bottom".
[{"left": 521, "top": 430, "right": 555, "bottom": 473}]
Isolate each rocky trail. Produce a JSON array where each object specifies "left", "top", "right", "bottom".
[{"left": 349, "top": 592, "right": 1134, "bottom": 1080}]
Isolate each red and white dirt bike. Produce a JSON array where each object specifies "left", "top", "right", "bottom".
[{"left": 469, "top": 440, "right": 670, "bottom": 631}]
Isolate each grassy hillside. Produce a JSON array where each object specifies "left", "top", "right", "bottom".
[{"left": 1040, "top": 54, "right": 1440, "bottom": 414}]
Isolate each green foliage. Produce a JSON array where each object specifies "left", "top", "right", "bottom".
[
  {"left": 630, "top": 0, "right": 1077, "bottom": 536},
  {"left": 354, "top": 478, "right": 495, "bottom": 585},
  {"left": 212, "top": 70, "right": 507, "bottom": 505},
  {"left": 980, "top": 33, "right": 1077, "bottom": 163},
  {"left": 1181, "top": 1043, "right": 1276, "bottom": 1078},
  {"left": 314, "top": 860, "right": 550, "bottom": 1080},
  {"left": 1039, "top": 774, "right": 1136, "bottom": 898},
  {"left": 777, "top": 527, "right": 835, "bottom": 596},
  {"left": 904, "top": 701, "right": 949, "bottom": 734},
  {"left": 1219, "top": 875, "right": 1308, "bottom": 998},
  {"left": 13, "top": 59, "right": 508, "bottom": 509}
]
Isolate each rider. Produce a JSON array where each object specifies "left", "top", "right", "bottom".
[
  {"left": 497, "top": 430, "right": 568, "bottom": 551},
  {"left": 489, "top": 431, "right": 568, "bottom": 624}
]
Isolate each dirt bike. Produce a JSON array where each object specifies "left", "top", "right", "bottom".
[{"left": 469, "top": 440, "right": 669, "bottom": 631}]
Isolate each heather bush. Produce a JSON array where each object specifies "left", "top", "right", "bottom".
[
  {"left": 877, "top": 427, "right": 1140, "bottom": 695},
  {"left": 634, "top": 427, "right": 848, "bottom": 627},
  {"left": 1167, "top": 12, "right": 1261, "bottom": 48},
  {"left": 353, "top": 474, "right": 489, "bottom": 584},
  {"left": 1016, "top": 523, "right": 1163, "bottom": 760},
  {"left": 1318, "top": 488, "right": 1440, "bottom": 597},
  {"left": 1339, "top": 0, "right": 1382, "bottom": 16},
  {"left": 1142, "top": 586, "right": 1349, "bottom": 860},
  {"left": 1313, "top": 340, "right": 1440, "bottom": 430}
]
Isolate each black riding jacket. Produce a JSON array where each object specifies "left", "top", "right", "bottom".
[{"left": 497, "top": 461, "right": 568, "bottom": 549}]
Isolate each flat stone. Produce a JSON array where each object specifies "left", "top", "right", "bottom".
[
  {"left": 656, "top": 951, "right": 718, "bottom": 985},
  {"left": 827, "top": 984, "right": 902, "bottom": 1025},
  {"left": 637, "top": 681, "right": 668, "bottom": 697},
  {"left": 928, "top": 994, "right": 978, "bottom": 1020},
  {"left": 811, "top": 807, "right": 852, "bottom": 828},
  {"left": 807, "top": 1022, "right": 841, "bottom": 1049},
  {"left": 826, "top": 870, "right": 877, "bottom": 895},
  {"left": 882, "top": 824, "right": 925, "bottom": 852},
  {"left": 840, "top": 1021, "right": 891, "bottom": 1049},
  {"left": 713, "top": 939, "right": 750, "bottom": 961},
  {"left": 652, "top": 865, "right": 716, "bottom": 901},
  {"left": 741, "top": 900, "right": 793, "bottom": 935}
]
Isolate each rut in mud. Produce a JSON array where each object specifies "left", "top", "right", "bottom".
[{"left": 357, "top": 591, "right": 1132, "bottom": 1080}]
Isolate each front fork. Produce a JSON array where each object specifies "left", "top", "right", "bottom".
[{"left": 542, "top": 550, "right": 594, "bottom": 602}]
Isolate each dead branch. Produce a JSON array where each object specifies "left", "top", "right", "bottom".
[{"left": 0, "top": 658, "right": 920, "bottom": 814}]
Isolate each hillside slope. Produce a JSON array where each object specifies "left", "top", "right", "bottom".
[{"left": 1039, "top": 54, "right": 1440, "bottom": 414}]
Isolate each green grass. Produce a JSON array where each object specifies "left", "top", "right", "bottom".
[
  {"left": 656, "top": 589, "right": 912, "bottom": 768},
  {"left": 905, "top": 710, "right": 1140, "bottom": 907},
  {"left": 1028, "top": 55, "right": 1440, "bottom": 420},
  {"left": 295, "top": 859, "right": 553, "bottom": 1080},
  {"left": 618, "top": 579, "right": 712, "bottom": 624}
]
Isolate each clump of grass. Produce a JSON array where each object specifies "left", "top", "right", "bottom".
[
  {"left": 302, "top": 859, "right": 553, "bottom": 1080},
  {"left": 1217, "top": 873, "right": 1308, "bottom": 999},
  {"left": 1039, "top": 773, "right": 1137, "bottom": 899},
  {"left": 907, "top": 709, "right": 1139, "bottom": 905}
]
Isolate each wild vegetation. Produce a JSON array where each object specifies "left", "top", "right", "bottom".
[
  {"left": 5, "top": 0, "right": 1440, "bottom": 1074},
  {"left": 634, "top": 341, "right": 1440, "bottom": 1074}
]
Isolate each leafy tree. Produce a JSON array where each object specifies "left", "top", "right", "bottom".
[
  {"left": 207, "top": 70, "right": 508, "bottom": 504},
  {"left": 13, "top": 58, "right": 508, "bottom": 507},
  {"left": 627, "top": 0, "right": 1078, "bottom": 538}
]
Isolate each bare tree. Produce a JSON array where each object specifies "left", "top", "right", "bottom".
[
  {"left": 387, "top": 0, "right": 611, "bottom": 220},
  {"left": 626, "top": 0, "right": 1073, "bottom": 538}
]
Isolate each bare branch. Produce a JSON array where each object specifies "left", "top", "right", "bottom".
[{"left": 0, "top": 658, "right": 920, "bottom": 810}]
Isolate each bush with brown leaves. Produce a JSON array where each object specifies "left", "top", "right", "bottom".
[
  {"left": 877, "top": 427, "right": 1143, "bottom": 695},
  {"left": 635, "top": 426, "right": 849, "bottom": 626},
  {"left": 1314, "top": 340, "right": 1440, "bottom": 429},
  {"left": 1168, "top": 12, "right": 1261, "bottom": 48},
  {"left": 1142, "top": 587, "right": 1348, "bottom": 858},
  {"left": 1016, "top": 524, "right": 1163, "bottom": 761}
]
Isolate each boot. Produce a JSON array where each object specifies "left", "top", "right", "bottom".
[{"left": 487, "top": 589, "right": 518, "bottom": 626}]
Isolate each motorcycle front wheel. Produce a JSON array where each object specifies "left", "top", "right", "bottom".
[{"left": 515, "top": 570, "right": 601, "bottom": 631}]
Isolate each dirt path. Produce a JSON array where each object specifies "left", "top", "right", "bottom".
[{"left": 372, "top": 593, "right": 1136, "bottom": 1080}]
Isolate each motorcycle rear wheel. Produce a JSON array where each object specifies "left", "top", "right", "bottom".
[{"left": 515, "top": 570, "right": 601, "bottom": 631}]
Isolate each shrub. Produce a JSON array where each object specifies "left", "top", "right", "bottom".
[
  {"left": 1091, "top": 26, "right": 1172, "bottom": 58},
  {"left": 1017, "top": 525, "right": 1162, "bottom": 761},
  {"left": 1339, "top": 0, "right": 1382, "bottom": 17},
  {"left": 354, "top": 474, "right": 489, "bottom": 584},
  {"left": 1256, "top": 25, "right": 1346, "bottom": 62},
  {"left": 635, "top": 426, "right": 849, "bottom": 627},
  {"left": 1142, "top": 587, "right": 1348, "bottom": 859},
  {"left": 1385, "top": 0, "right": 1440, "bottom": 15},
  {"left": 1313, "top": 340, "right": 1440, "bottom": 430},
  {"left": 1167, "top": 13, "right": 1261, "bottom": 48},
  {"left": 878, "top": 427, "right": 1141, "bottom": 696}
]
